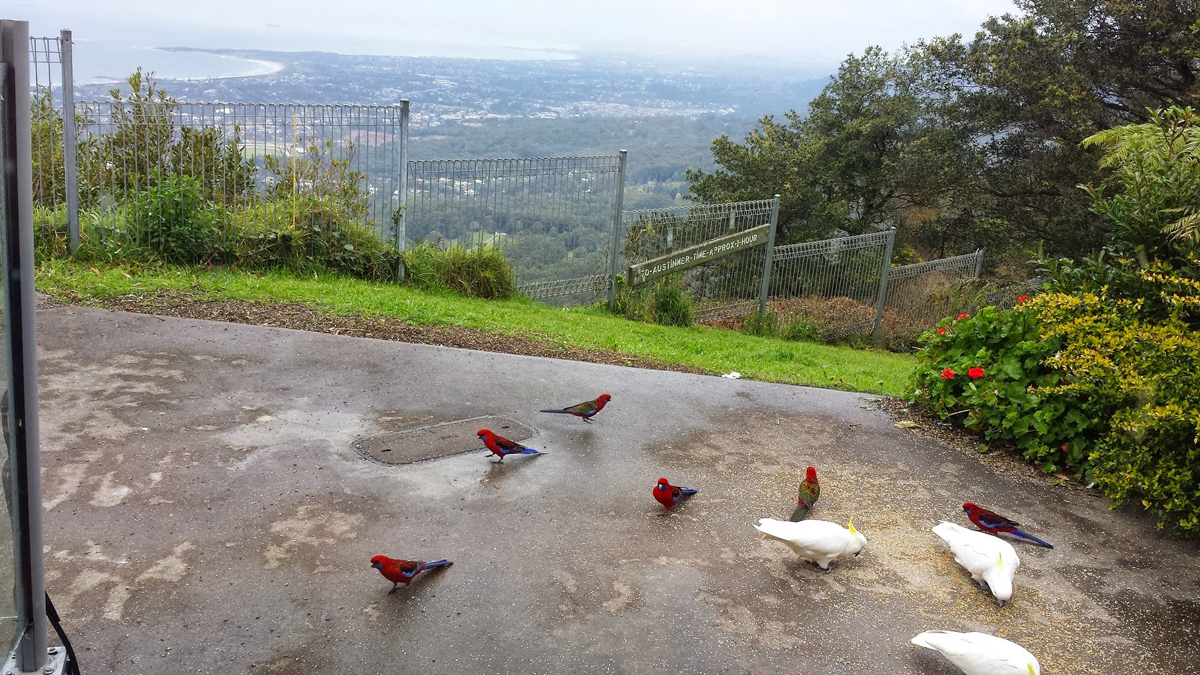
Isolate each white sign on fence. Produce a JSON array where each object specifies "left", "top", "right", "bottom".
[{"left": 627, "top": 224, "right": 771, "bottom": 286}]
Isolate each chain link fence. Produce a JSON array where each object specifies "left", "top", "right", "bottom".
[
  {"left": 620, "top": 198, "right": 777, "bottom": 322},
  {"left": 402, "top": 154, "right": 625, "bottom": 302}
]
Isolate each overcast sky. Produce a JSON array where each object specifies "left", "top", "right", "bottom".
[{"left": 16, "top": 0, "right": 1018, "bottom": 64}]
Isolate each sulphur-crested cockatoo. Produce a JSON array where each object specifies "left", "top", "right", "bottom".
[
  {"left": 753, "top": 518, "right": 866, "bottom": 571},
  {"left": 932, "top": 521, "right": 1019, "bottom": 606},
  {"left": 912, "top": 630, "right": 1040, "bottom": 674}
]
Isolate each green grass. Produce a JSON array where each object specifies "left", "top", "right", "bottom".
[{"left": 36, "top": 260, "right": 916, "bottom": 395}]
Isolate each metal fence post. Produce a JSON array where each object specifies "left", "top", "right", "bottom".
[
  {"left": 871, "top": 227, "right": 896, "bottom": 348},
  {"left": 757, "top": 194, "right": 780, "bottom": 320},
  {"left": 606, "top": 149, "right": 627, "bottom": 309},
  {"left": 972, "top": 248, "right": 984, "bottom": 279},
  {"left": 1, "top": 19, "right": 49, "bottom": 673},
  {"left": 395, "top": 99, "right": 410, "bottom": 282},
  {"left": 60, "top": 29, "right": 78, "bottom": 253}
]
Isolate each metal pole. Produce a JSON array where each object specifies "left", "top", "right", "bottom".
[
  {"left": 395, "top": 99, "right": 409, "bottom": 282},
  {"left": 972, "top": 248, "right": 984, "bottom": 279},
  {"left": 871, "top": 227, "right": 896, "bottom": 348},
  {"left": 757, "top": 194, "right": 780, "bottom": 320},
  {"left": 606, "top": 149, "right": 627, "bottom": 309},
  {"left": 1, "top": 19, "right": 49, "bottom": 673},
  {"left": 60, "top": 29, "right": 79, "bottom": 253}
]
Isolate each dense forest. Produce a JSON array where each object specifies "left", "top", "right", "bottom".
[{"left": 686, "top": 0, "right": 1200, "bottom": 269}]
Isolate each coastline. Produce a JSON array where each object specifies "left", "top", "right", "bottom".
[{"left": 80, "top": 49, "right": 286, "bottom": 85}]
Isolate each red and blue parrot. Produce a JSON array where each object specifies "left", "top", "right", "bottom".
[
  {"left": 477, "top": 429, "right": 546, "bottom": 462},
  {"left": 653, "top": 477, "right": 698, "bottom": 512},
  {"left": 962, "top": 502, "right": 1054, "bottom": 549},
  {"left": 540, "top": 394, "right": 611, "bottom": 423},
  {"left": 370, "top": 555, "right": 453, "bottom": 592}
]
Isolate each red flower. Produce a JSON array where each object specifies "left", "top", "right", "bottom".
[
  {"left": 1017, "top": 295, "right": 1029, "bottom": 304},
  {"left": 968, "top": 366, "right": 986, "bottom": 379},
  {"left": 941, "top": 368, "right": 955, "bottom": 380},
  {"left": 1061, "top": 444, "right": 1067, "bottom": 452},
  {"left": 937, "top": 327, "right": 946, "bottom": 335},
  {"left": 957, "top": 313, "right": 970, "bottom": 320}
]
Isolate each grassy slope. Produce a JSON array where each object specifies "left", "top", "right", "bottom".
[{"left": 36, "top": 261, "right": 915, "bottom": 395}]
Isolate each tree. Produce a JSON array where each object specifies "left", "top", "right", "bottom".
[
  {"left": 690, "top": 0, "right": 1200, "bottom": 262},
  {"left": 688, "top": 45, "right": 976, "bottom": 247},
  {"left": 947, "top": 0, "right": 1200, "bottom": 256}
]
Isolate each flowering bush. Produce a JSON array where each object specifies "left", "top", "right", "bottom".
[
  {"left": 908, "top": 303, "right": 1092, "bottom": 475},
  {"left": 909, "top": 292, "right": 1200, "bottom": 533}
]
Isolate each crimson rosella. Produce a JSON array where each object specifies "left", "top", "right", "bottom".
[
  {"left": 652, "top": 477, "right": 698, "bottom": 512},
  {"left": 370, "top": 555, "right": 452, "bottom": 592},
  {"left": 477, "top": 429, "right": 545, "bottom": 462},
  {"left": 790, "top": 466, "right": 820, "bottom": 522},
  {"left": 962, "top": 502, "right": 1054, "bottom": 549},
  {"left": 540, "top": 394, "right": 611, "bottom": 423}
]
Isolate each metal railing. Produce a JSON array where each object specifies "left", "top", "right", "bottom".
[
  {"left": 29, "top": 31, "right": 78, "bottom": 250},
  {"left": 621, "top": 198, "right": 778, "bottom": 322},
  {"left": 402, "top": 153, "right": 626, "bottom": 302}
]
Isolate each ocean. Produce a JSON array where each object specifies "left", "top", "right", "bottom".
[{"left": 69, "top": 41, "right": 283, "bottom": 84}]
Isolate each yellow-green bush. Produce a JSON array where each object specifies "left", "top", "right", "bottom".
[{"left": 1035, "top": 292, "right": 1200, "bottom": 533}]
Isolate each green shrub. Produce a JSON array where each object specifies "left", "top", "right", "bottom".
[
  {"left": 613, "top": 274, "right": 694, "bottom": 327},
  {"left": 33, "top": 206, "right": 70, "bottom": 263},
  {"left": 233, "top": 195, "right": 400, "bottom": 281},
  {"left": 741, "top": 310, "right": 780, "bottom": 337},
  {"left": 129, "top": 174, "right": 218, "bottom": 264},
  {"left": 402, "top": 241, "right": 516, "bottom": 299},
  {"left": 648, "top": 276, "right": 694, "bottom": 326},
  {"left": 909, "top": 292, "right": 1200, "bottom": 533},
  {"left": 779, "top": 314, "right": 820, "bottom": 342}
]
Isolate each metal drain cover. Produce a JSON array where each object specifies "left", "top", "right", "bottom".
[{"left": 353, "top": 415, "right": 536, "bottom": 465}]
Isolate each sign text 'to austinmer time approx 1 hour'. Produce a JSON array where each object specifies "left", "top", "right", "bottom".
[{"left": 627, "top": 224, "right": 771, "bottom": 286}]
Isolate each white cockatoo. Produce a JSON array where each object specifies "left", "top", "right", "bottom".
[
  {"left": 932, "top": 521, "right": 1020, "bottom": 605},
  {"left": 753, "top": 518, "right": 866, "bottom": 571},
  {"left": 911, "top": 630, "right": 1040, "bottom": 674}
]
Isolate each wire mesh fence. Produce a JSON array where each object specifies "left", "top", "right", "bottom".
[
  {"left": 40, "top": 99, "right": 409, "bottom": 265},
  {"left": 402, "top": 155, "right": 625, "bottom": 302},
  {"left": 880, "top": 250, "right": 984, "bottom": 347},
  {"left": 620, "top": 199, "right": 777, "bottom": 322},
  {"left": 763, "top": 229, "right": 894, "bottom": 340}
]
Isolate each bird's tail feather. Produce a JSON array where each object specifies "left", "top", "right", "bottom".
[
  {"left": 423, "top": 559, "right": 452, "bottom": 570},
  {"left": 539, "top": 409, "right": 573, "bottom": 414},
  {"left": 789, "top": 503, "right": 810, "bottom": 522},
  {"left": 518, "top": 448, "right": 545, "bottom": 455},
  {"left": 680, "top": 488, "right": 698, "bottom": 495},
  {"left": 1011, "top": 529, "right": 1054, "bottom": 549}
]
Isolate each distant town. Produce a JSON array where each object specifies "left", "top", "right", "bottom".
[{"left": 74, "top": 48, "right": 831, "bottom": 128}]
